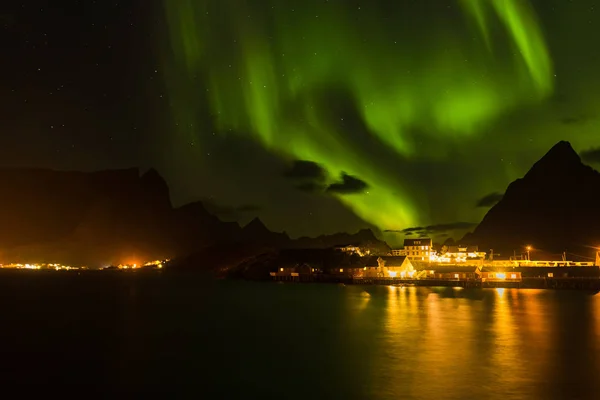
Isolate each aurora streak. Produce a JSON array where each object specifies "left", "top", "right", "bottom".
[{"left": 162, "top": 0, "right": 553, "bottom": 232}]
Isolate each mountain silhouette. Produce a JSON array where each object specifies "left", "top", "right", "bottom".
[
  {"left": 0, "top": 167, "right": 386, "bottom": 267},
  {"left": 464, "top": 141, "right": 600, "bottom": 258},
  {"left": 291, "top": 228, "right": 388, "bottom": 253},
  {"left": 240, "top": 217, "right": 290, "bottom": 246}
]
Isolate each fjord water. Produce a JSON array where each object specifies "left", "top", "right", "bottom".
[{"left": 2, "top": 271, "right": 600, "bottom": 399}]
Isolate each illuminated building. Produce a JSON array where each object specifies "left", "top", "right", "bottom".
[
  {"left": 334, "top": 244, "right": 370, "bottom": 257},
  {"left": 398, "top": 238, "right": 433, "bottom": 262},
  {"left": 274, "top": 263, "right": 318, "bottom": 277},
  {"left": 439, "top": 245, "right": 486, "bottom": 264},
  {"left": 422, "top": 266, "right": 481, "bottom": 280},
  {"left": 480, "top": 269, "right": 522, "bottom": 282},
  {"left": 364, "top": 256, "right": 414, "bottom": 278},
  {"left": 331, "top": 265, "right": 366, "bottom": 277},
  {"left": 364, "top": 257, "right": 381, "bottom": 277}
]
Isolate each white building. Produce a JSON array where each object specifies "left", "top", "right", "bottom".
[
  {"left": 437, "top": 245, "right": 486, "bottom": 263},
  {"left": 364, "top": 256, "right": 415, "bottom": 278},
  {"left": 399, "top": 238, "right": 433, "bottom": 262}
]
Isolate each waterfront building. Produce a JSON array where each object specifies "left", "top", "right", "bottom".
[
  {"left": 439, "top": 245, "right": 486, "bottom": 263},
  {"left": 332, "top": 265, "right": 365, "bottom": 277},
  {"left": 364, "top": 257, "right": 381, "bottom": 277},
  {"left": 480, "top": 267, "right": 522, "bottom": 282},
  {"left": 401, "top": 238, "right": 433, "bottom": 262},
  {"left": 379, "top": 256, "right": 415, "bottom": 278},
  {"left": 489, "top": 259, "right": 595, "bottom": 267},
  {"left": 501, "top": 266, "right": 600, "bottom": 278},
  {"left": 421, "top": 266, "right": 481, "bottom": 280},
  {"left": 271, "top": 263, "right": 324, "bottom": 280},
  {"left": 363, "top": 256, "right": 414, "bottom": 278}
]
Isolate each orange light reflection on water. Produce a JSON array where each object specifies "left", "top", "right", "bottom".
[{"left": 366, "top": 287, "right": 565, "bottom": 399}]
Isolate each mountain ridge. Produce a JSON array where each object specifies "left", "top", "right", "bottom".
[
  {"left": 463, "top": 141, "right": 600, "bottom": 258},
  {"left": 0, "top": 167, "right": 387, "bottom": 267}
]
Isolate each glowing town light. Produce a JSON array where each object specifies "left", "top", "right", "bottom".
[
  {"left": 389, "top": 271, "right": 397, "bottom": 278},
  {"left": 496, "top": 273, "right": 507, "bottom": 279}
]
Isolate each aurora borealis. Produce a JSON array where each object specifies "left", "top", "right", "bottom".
[
  {"left": 162, "top": 0, "right": 564, "bottom": 241},
  {"left": 5, "top": 0, "right": 600, "bottom": 244}
]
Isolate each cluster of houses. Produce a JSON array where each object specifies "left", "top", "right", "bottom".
[
  {"left": 270, "top": 237, "right": 600, "bottom": 282},
  {"left": 271, "top": 253, "right": 524, "bottom": 283}
]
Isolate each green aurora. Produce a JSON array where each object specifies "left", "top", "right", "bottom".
[{"left": 162, "top": 0, "right": 555, "bottom": 235}]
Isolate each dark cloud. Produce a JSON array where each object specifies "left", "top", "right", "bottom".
[
  {"left": 560, "top": 114, "right": 594, "bottom": 125},
  {"left": 326, "top": 173, "right": 369, "bottom": 194},
  {"left": 283, "top": 160, "right": 326, "bottom": 181},
  {"left": 580, "top": 147, "right": 600, "bottom": 164},
  {"left": 385, "top": 222, "right": 477, "bottom": 236},
  {"left": 476, "top": 192, "right": 504, "bottom": 208}
]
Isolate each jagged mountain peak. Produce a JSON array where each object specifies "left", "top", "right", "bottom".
[
  {"left": 463, "top": 140, "right": 600, "bottom": 254},
  {"left": 546, "top": 140, "right": 578, "bottom": 158},
  {"left": 244, "top": 217, "right": 268, "bottom": 231},
  {"left": 355, "top": 228, "right": 377, "bottom": 240},
  {"left": 141, "top": 167, "right": 165, "bottom": 182},
  {"left": 525, "top": 141, "right": 590, "bottom": 180}
]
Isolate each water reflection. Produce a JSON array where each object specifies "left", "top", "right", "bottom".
[
  {"left": 28, "top": 276, "right": 600, "bottom": 399},
  {"left": 362, "top": 287, "right": 600, "bottom": 400}
]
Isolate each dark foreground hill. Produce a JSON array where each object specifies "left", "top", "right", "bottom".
[
  {"left": 0, "top": 167, "right": 387, "bottom": 267},
  {"left": 463, "top": 141, "right": 600, "bottom": 258}
]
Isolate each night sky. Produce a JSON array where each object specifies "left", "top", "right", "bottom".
[{"left": 3, "top": 0, "right": 600, "bottom": 246}]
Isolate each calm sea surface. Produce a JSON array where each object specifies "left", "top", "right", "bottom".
[{"left": 1, "top": 270, "right": 600, "bottom": 399}]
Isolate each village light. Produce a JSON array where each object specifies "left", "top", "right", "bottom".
[
  {"left": 496, "top": 273, "right": 506, "bottom": 280},
  {"left": 389, "top": 271, "right": 397, "bottom": 278}
]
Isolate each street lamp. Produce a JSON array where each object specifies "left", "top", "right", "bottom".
[{"left": 526, "top": 246, "right": 532, "bottom": 261}]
